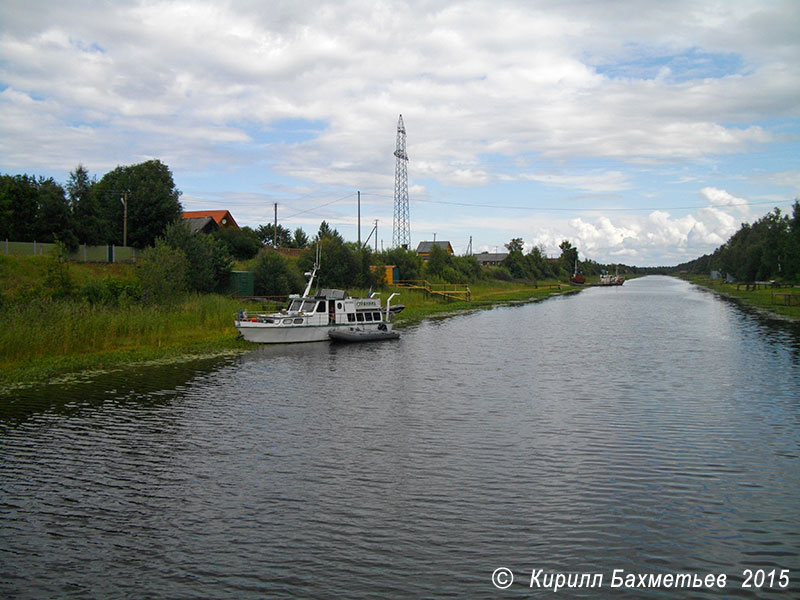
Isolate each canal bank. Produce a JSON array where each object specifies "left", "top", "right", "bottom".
[
  {"left": 682, "top": 274, "right": 800, "bottom": 321},
  {"left": 0, "top": 279, "right": 582, "bottom": 390}
]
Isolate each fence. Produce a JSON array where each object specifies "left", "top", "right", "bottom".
[{"left": 1, "top": 240, "right": 136, "bottom": 263}]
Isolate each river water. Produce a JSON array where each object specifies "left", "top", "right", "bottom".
[{"left": 1, "top": 276, "right": 799, "bottom": 598}]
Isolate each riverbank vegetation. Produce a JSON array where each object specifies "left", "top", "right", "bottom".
[
  {"left": 2, "top": 161, "right": 633, "bottom": 389},
  {"left": 0, "top": 242, "right": 581, "bottom": 388},
  {"left": 679, "top": 274, "right": 800, "bottom": 320},
  {"left": 643, "top": 201, "right": 800, "bottom": 283},
  {"left": 636, "top": 200, "right": 800, "bottom": 321}
]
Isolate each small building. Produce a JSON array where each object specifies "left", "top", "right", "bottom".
[
  {"left": 182, "top": 210, "right": 240, "bottom": 230},
  {"left": 371, "top": 264, "right": 399, "bottom": 285},
  {"left": 416, "top": 240, "right": 453, "bottom": 261},
  {"left": 474, "top": 251, "right": 508, "bottom": 267}
]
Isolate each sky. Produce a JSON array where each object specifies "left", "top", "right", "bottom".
[{"left": 1, "top": 0, "right": 799, "bottom": 266}]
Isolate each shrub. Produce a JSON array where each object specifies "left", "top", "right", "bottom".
[
  {"left": 136, "top": 241, "right": 188, "bottom": 304},
  {"left": 253, "top": 250, "right": 304, "bottom": 296}
]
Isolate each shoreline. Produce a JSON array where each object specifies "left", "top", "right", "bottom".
[
  {"left": 0, "top": 281, "right": 582, "bottom": 391},
  {"left": 682, "top": 275, "right": 800, "bottom": 322}
]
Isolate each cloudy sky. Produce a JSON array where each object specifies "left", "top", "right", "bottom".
[{"left": 1, "top": 0, "right": 798, "bottom": 265}]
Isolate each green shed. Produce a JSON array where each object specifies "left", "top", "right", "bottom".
[{"left": 227, "top": 271, "right": 254, "bottom": 296}]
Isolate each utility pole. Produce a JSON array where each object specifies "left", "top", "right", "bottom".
[
  {"left": 357, "top": 190, "right": 361, "bottom": 247},
  {"left": 120, "top": 191, "right": 129, "bottom": 247},
  {"left": 273, "top": 202, "right": 278, "bottom": 247}
]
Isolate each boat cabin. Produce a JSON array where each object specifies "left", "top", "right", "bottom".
[{"left": 251, "top": 289, "right": 388, "bottom": 327}]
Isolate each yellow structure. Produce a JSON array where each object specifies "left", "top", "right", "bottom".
[
  {"left": 415, "top": 241, "right": 454, "bottom": 261},
  {"left": 370, "top": 264, "right": 399, "bottom": 285}
]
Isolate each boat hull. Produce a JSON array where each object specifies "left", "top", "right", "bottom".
[{"left": 235, "top": 321, "right": 393, "bottom": 344}]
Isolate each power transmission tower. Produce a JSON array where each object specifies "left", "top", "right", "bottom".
[{"left": 392, "top": 114, "right": 411, "bottom": 249}]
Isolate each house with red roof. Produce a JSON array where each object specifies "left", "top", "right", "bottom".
[{"left": 182, "top": 210, "right": 240, "bottom": 234}]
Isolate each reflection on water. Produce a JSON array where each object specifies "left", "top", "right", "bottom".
[{"left": 1, "top": 276, "right": 799, "bottom": 598}]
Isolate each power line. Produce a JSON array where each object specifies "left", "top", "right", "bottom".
[
  {"left": 282, "top": 192, "right": 356, "bottom": 219},
  {"left": 396, "top": 196, "right": 796, "bottom": 213}
]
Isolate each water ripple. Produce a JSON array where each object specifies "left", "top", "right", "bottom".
[{"left": 1, "top": 277, "right": 799, "bottom": 598}]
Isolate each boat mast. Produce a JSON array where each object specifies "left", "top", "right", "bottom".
[{"left": 302, "top": 245, "right": 321, "bottom": 297}]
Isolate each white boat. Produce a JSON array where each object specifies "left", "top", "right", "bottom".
[
  {"left": 234, "top": 260, "right": 403, "bottom": 344},
  {"left": 597, "top": 271, "right": 625, "bottom": 286}
]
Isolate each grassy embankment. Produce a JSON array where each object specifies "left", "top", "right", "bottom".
[
  {"left": 0, "top": 254, "right": 580, "bottom": 388},
  {"left": 384, "top": 279, "right": 577, "bottom": 325},
  {"left": 681, "top": 274, "right": 800, "bottom": 320},
  {"left": 0, "top": 255, "right": 267, "bottom": 388}
]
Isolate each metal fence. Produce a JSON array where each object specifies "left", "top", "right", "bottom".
[{"left": 1, "top": 240, "right": 136, "bottom": 263}]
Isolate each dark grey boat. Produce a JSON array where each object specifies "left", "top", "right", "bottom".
[{"left": 328, "top": 326, "right": 400, "bottom": 343}]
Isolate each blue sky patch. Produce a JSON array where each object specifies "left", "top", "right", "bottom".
[{"left": 596, "top": 46, "right": 743, "bottom": 82}]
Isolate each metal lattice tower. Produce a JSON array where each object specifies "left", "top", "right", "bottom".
[{"left": 392, "top": 114, "right": 411, "bottom": 249}]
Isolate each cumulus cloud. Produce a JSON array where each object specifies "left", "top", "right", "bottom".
[
  {"left": 700, "top": 187, "right": 750, "bottom": 218},
  {"left": 0, "top": 0, "right": 797, "bottom": 264}
]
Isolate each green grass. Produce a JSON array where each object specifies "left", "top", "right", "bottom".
[
  {"left": 0, "top": 292, "right": 265, "bottom": 388},
  {"left": 385, "top": 279, "right": 579, "bottom": 325},
  {"left": 1, "top": 252, "right": 586, "bottom": 388},
  {"left": 682, "top": 274, "right": 800, "bottom": 320}
]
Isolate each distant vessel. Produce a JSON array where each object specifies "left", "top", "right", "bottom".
[
  {"left": 235, "top": 259, "right": 403, "bottom": 343},
  {"left": 597, "top": 268, "right": 625, "bottom": 286},
  {"left": 570, "top": 260, "right": 586, "bottom": 285}
]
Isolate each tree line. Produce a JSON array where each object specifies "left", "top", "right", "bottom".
[
  {"left": 671, "top": 201, "right": 800, "bottom": 282},
  {"left": 3, "top": 159, "right": 628, "bottom": 302},
  {"left": 1, "top": 161, "right": 182, "bottom": 249}
]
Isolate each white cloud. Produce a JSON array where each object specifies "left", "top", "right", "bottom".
[
  {"left": 700, "top": 186, "right": 750, "bottom": 218},
  {"left": 0, "top": 0, "right": 797, "bottom": 265}
]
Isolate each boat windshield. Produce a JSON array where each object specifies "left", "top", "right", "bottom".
[{"left": 288, "top": 299, "right": 303, "bottom": 312}]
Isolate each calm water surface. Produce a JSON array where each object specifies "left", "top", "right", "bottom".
[{"left": 2, "top": 276, "right": 799, "bottom": 598}]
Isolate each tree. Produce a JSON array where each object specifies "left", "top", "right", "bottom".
[
  {"left": 426, "top": 243, "right": 451, "bottom": 279},
  {"left": 502, "top": 237, "right": 530, "bottom": 279},
  {"left": 298, "top": 237, "right": 358, "bottom": 289},
  {"left": 526, "top": 245, "right": 548, "bottom": 279},
  {"left": 32, "top": 177, "right": 77, "bottom": 250},
  {"left": 136, "top": 241, "right": 188, "bottom": 304},
  {"left": 162, "top": 220, "right": 232, "bottom": 293},
  {"left": 505, "top": 237, "right": 524, "bottom": 254},
  {"left": 0, "top": 174, "right": 38, "bottom": 241},
  {"left": 378, "top": 247, "right": 423, "bottom": 281},
  {"left": 787, "top": 200, "right": 800, "bottom": 280},
  {"left": 558, "top": 240, "right": 579, "bottom": 277},
  {"left": 67, "top": 164, "right": 104, "bottom": 245},
  {"left": 253, "top": 250, "right": 304, "bottom": 296},
  {"left": 291, "top": 227, "right": 309, "bottom": 248},
  {"left": 257, "top": 223, "right": 292, "bottom": 247},
  {"left": 314, "top": 221, "right": 344, "bottom": 244},
  {"left": 215, "top": 226, "right": 262, "bottom": 260},
  {"left": 95, "top": 159, "right": 183, "bottom": 247}
]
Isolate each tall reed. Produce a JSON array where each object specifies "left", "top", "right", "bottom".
[{"left": 0, "top": 294, "right": 247, "bottom": 364}]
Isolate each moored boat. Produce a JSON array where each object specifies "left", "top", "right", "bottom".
[
  {"left": 570, "top": 259, "right": 586, "bottom": 285},
  {"left": 234, "top": 259, "right": 403, "bottom": 343},
  {"left": 328, "top": 326, "right": 400, "bottom": 343},
  {"left": 597, "top": 268, "right": 625, "bottom": 286}
]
